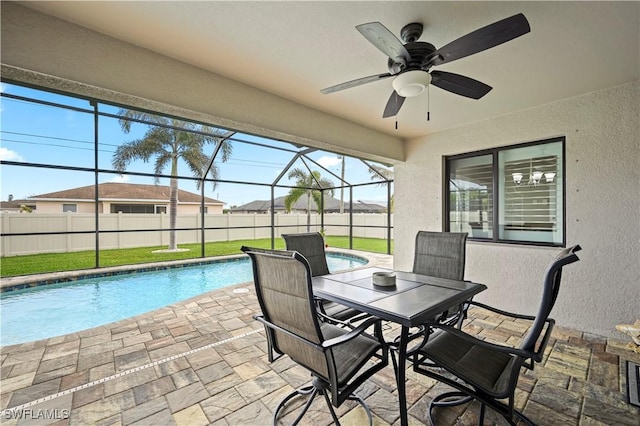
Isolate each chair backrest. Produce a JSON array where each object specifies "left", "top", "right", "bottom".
[
  {"left": 520, "top": 245, "right": 582, "bottom": 355},
  {"left": 282, "top": 232, "right": 330, "bottom": 276},
  {"left": 242, "top": 247, "right": 332, "bottom": 378},
  {"left": 412, "top": 231, "right": 468, "bottom": 280}
]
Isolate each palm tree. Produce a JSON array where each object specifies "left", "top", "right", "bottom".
[
  {"left": 284, "top": 168, "right": 334, "bottom": 232},
  {"left": 368, "top": 164, "right": 394, "bottom": 212},
  {"left": 113, "top": 110, "right": 232, "bottom": 251}
]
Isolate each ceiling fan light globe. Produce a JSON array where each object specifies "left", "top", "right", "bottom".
[{"left": 392, "top": 70, "right": 431, "bottom": 98}]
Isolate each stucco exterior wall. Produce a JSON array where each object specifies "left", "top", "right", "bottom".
[
  {"left": 33, "top": 202, "right": 94, "bottom": 214},
  {"left": 395, "top": 81, "right": 640, "bottom": 338}
]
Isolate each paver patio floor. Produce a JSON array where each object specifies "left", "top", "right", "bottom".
[{"left": 1, "top": 251, "right": 639, "bottom": 425}]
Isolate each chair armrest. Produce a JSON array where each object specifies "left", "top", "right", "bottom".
[
  {"left": 313, "top": 298, "right": 359, "bottom": 328},
  {"left": 468, "top": 301, "right": 537, "bottom": 322},
  {"left": 254, "top": 314, "right": 382, "bottom": 353},
  {"left": 322, "top": 317, "right": 382, "bottom": 349}
]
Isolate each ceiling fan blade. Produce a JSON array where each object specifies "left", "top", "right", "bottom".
[
  {"left": 430, "top": 71, "right": 492, "bottom": 99},
  {"left": 321, "top": 73, "right": 393, "bottom": 94},
  {"left": 429, "top": 13, "right": 530, "bottom": 66},
  {"left": 383, "top": 91, "right": 406, "bottom": 118},
  {"left": 356, "top": 22, "right": 411, "bottom": 66}
]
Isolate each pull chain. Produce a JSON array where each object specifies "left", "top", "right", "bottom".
[
  {"left": 395, "top": 92, "right": 398, "bottom": 130},
  {"left": 427, "top": 85, "right": 431, "bottom": 122}
]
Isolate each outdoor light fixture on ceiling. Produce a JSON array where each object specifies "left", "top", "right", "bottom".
[{"left": 392, "top": 70, "right": 432, "bottom": 98}]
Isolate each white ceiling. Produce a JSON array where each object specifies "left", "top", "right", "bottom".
[{"left": 21, "top": 1, "right": 640, "bottom": 139}]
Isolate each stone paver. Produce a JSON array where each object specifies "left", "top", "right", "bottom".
[{"left": 1, "top": 249, "right": 638, "bottom": 425}]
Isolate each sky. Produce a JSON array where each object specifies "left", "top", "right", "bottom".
[{"left": 0, "top": 82, "right": 392, "bottom": 208}]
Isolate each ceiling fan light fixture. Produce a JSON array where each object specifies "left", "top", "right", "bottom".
[{"left": 392, "top": 70, "right": 431, "bottom": 97}]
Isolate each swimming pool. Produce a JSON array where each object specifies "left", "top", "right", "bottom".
[{"left": 0, "top": 252, "right": 368, "bottom": 346}]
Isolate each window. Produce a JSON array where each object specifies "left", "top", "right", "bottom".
[
  {"left": 62, "top": 204, "right": 77, "bottom": 213},
  {"left": 110, "top": 204, "right": 156, "bottom": 214},
  {"left": 445, "top": 137, "right": 565, "bottom": 246}
]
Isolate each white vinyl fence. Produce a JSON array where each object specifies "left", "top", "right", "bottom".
[{"left": 0, "top": 212, "right": 393, "bottom": 256}]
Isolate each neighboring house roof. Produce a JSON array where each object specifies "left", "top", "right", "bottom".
[
  {"left": 231, "top": 195, "right": 385, "bottom": 213},
  {"left": 28, "top": 183, "right": 224, "bottom": 204}
]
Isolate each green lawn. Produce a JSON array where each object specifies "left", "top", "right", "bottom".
[{"left": 0, "top": 237, "right": 393, "bottom": 278}]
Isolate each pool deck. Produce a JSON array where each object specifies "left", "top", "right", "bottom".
[{"left": 1, "top": 250, "right": 639, "bottom": 425}]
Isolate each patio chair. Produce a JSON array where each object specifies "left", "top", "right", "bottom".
[
  {"left": 412, "top": 244, "right": 581, "bottom": 425},
  {"left": 413, "top": 231, "right": 469, "bottom": 327},
  {"left": 243, "top": 247, "right": 388, "bottom": 425},
  {"left": 282, "top": 232, "right": 366, "bottom": 325}
]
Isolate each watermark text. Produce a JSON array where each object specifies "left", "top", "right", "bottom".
[{"left": 3, "top": 408, "right": 70, "bottom": 420}]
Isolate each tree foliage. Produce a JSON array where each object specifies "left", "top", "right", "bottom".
[
  {"left": 112, "top": 110, "right": 232, "bottom": 250},
  {"left": 284, "top": 168, "right": 334, "bottom": 232}
]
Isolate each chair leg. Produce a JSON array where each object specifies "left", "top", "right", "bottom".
[
  {"left": 322, "top": 391, "right": 341, "bottom": 425},
  {"left": 429, "top": 391, "right": 489, "bottom": 426},
  {"left": 273, "top": 375, "right": 376, "bottom": 426},
  {"left": 428, "top": 390, "right": 474, "bottom": 424},
  {"left": 428, "top": 389, "right": 536, "bottom": 426},
  {"left": 346, "top": 394, "right": 373, "bottom": 426},
  {"left": 478, "top": 402, "right": 486, "bottom": 425},
  {"left": 273, "top": 385, "right": 317, "bottom": 426}
]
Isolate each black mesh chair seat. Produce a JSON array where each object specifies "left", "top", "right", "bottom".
[
  {"left": 418, "top": 328, "right": 519, "bottom": 398},
  {"left": 320, "top": 322, "right": 382, "bottom": 385},
  {"left": 412, "top": 245, "right": 581, "bottom": 425}
]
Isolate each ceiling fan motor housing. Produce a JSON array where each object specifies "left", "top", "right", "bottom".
[{"left": 387, "top": 41, "right": 438, "bottom": 74}]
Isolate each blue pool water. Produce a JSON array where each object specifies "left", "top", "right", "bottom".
[{"left": 0, "top": 253, "right": 367, "bottom": 346}]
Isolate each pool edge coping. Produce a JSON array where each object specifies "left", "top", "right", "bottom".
[{"left": 0, "top": 248, "right": 376, "bottom": 293}]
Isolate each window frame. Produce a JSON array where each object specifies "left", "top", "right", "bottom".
[
  {"left": 62, "top": 203, "right": 77, "bottom": 213},
  {"left": 444, "top": 137, "right": 566, "bottom": 247}
]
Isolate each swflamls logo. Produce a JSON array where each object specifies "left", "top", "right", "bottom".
[{"left": 2, "top": 408, "right": 70, "bottom": 420}]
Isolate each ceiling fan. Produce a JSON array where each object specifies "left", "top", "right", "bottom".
[{"left": 321, "top": 13, "right": 530, "bottom": 118}]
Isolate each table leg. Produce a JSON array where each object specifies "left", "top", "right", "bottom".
[{"left": 396, "top": 326, "right": 410, "bottom": 426}]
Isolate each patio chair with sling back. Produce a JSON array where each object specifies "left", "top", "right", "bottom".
[
  {"left": 390, "top": 231, "right": 470, "bottom": 360},
  {"left": 412, "top": 244, "right": 581, "bottom": 425},
  {"left": 242, "top": 247, "right": 388, "bottom": 425},
  {"left": 282, "top": 232, "right": 368, "bottom": 325},
  {"left": 412, "top": 230, "right": 469, "bottom": 327}
]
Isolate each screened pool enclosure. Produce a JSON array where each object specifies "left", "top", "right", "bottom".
[{"left": 0, "top": 82, "right": 393, "bottom": 276}]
